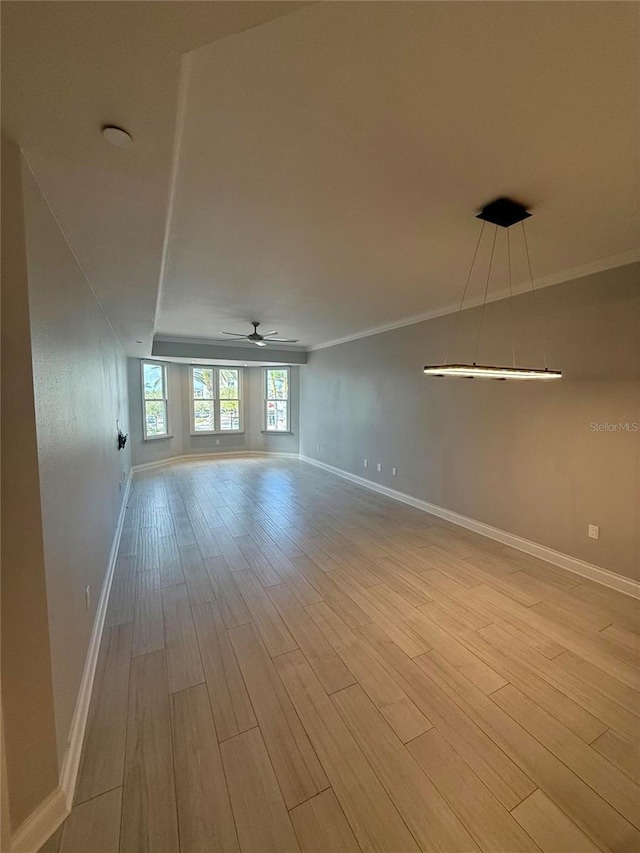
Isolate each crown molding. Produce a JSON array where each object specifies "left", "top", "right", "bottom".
[{"left": 309, "top": 248, "right": 640, "bottom": 352}]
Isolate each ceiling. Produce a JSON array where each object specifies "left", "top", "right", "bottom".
[
  {"left": 1, "top": 1, "right": 308, "bottom": 354},
  {"left": 3, "top": 2, "right": 639, "bottom": 354}
]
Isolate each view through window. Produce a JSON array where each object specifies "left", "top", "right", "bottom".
[
  {"left": 142, "top": 361, "right": 169, "bottom": 438},
  {"left": 191, "top": 366, "right": 242, "bottom": 432},
  {"left": 265, "top": 367, "right": 290, "bottom": 431}
]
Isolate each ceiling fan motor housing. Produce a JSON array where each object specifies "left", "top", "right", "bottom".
[{"left": 248, "top": 322, "right": 263, "bottom": 342}]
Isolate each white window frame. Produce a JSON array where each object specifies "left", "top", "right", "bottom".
[
  {"left": 263, "top": 366, "right": 291, "bottom": 433},
  {"left": 141, "top": 360, "right": 170, "bottom": 440},
  {"left": 189, "top": 365, "right": 244, "bottom": 435}
]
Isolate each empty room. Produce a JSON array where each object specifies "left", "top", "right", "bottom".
[{"left": 2, "top": 2, "right": 639, "bottom": 852}]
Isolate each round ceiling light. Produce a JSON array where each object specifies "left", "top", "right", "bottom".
[{"left": 102, "top": 125, "right": 133, "bottom": 148}]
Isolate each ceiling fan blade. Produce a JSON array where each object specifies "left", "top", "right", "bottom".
[
  {"left": 268, "top": 337, "right": 299, "bottom": 343},
  {"left": 217, "top": 331, "right": 248, "bottom": 338},
  {"left": 253, "top": 340, "right": 267, "bottom": 347},
  {"left": 262, "top": 331, "right": 279, "bottom": 337}
]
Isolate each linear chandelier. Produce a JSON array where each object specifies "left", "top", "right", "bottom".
[
  {"left": 424, "top": 197, "right": 562, "bottom": 381},
  {"left": 423, "top": 364, "right": 562, "bottom": 380}
]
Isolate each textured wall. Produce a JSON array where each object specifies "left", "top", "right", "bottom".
[
  {"left": 300, "top": 264, "right": 640, "bottom": 581},
  {"left": 21, "top": 157, "right": 131, "bottom": 768},
  {"left": 1, "top": 139, "right": 59, "bottom": 830},
  {"left": 129, "top": 362, "right": 299, "bottom": 466}
]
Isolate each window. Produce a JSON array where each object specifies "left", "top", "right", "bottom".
[
  {"left": 142, "top": 361, "right": 169, "bottom": 439},
  {"left": 190, "top": 366, "right": 242, "bottom": 433},
  {"left": 264, "top": 367, "right": 290, "bottom": 432}
]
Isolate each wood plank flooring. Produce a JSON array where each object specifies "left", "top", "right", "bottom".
[{"left": 44, "top": 457, "right": 640, "bottom": 853}]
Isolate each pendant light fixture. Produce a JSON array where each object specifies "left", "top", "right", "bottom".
[{"left": 423, "top": 198, "right": 561, "bottom": 381}]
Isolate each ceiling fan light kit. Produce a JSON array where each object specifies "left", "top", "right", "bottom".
[{"left": 424, "top": 197, "right": 562, "bottom": 382}]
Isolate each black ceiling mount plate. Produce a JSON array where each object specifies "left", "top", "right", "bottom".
[{"left": 476, "top": 197, "right": 531, "bottom": 228}]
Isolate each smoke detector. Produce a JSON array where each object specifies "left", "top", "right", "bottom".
[{"left": 102, "top": 126, "right": 133, "bottom": 148}]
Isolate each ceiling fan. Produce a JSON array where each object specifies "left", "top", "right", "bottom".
[{"left": 216, "top": 321, "right": 299, "bottom": 347}]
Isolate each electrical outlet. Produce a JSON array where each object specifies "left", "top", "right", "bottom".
[
  {"left": 316, "top": 444, "right": 320, "bottom": 452},
  {"left": 376, "top": 463, "right": 382, "bottom": 472},
  {"left": 392, "top": 467, "right": 397, "bottom": 476},
  {"left": 215, "top": 439, "right": 220, "bottom": 445},
  {"left": 363, "top": 459, "right": 368, "bottom": 468},
  {"left": 85, "top": 585, "right": 91, "bottom": 609},
  {"left": 588, "top": 524, "right": 600, "bottom": 540}
]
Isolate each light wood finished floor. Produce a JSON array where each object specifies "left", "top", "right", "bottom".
[{"left": 42, "top": 458, "right": 640, "bottom": 853}]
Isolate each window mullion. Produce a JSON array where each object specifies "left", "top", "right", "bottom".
[{"left": 214, "top": 367, "right": 220, "bottom": 432}]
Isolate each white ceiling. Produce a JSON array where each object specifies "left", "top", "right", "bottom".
[
  {"left": 3, "top": 2, "right": 639, "bottom": 353},
  {"left": 1, "top": 1, "right": 308, "bottom": 354}
]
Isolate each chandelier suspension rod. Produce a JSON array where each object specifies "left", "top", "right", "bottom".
[
  {"left": 522, "top": 221, "right": 547, "bottom": 370},
  {"left": 507, "top": 227, "right": 516, "bottom": 368},
  {"left": 443, "top": 220, "right": 486, "bottom": 365},
  {"left": 473, "top": 224, "right": 498, "bottom": 366}
]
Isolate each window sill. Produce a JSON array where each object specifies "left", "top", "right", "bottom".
[
  {"left": 190, "top": 431, "right": 245, "bottom": 437},
  {"left": 261, "top": 430, "right": 293, "bottom": 435},
  {"left": 144, "top": 434, "right": 174, "bottom": 442}
]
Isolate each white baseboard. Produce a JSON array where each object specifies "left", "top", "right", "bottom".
[
  {"left": 10, "top": 787, "right": 67, "bottom": 853},
  {"left": 249, "top": 451, "right": 300, "bottom": 459},
  {"left": 58, "top": 472, "right": 133, "bottom": 801},
  {"left": 299, "top": 455, "right": 640, "bottom": 600},
  {"left": 132, "top": 450, "right": 299, "bottom": 473},
  {"left": 11, "top": 472, "right": 133, "bottom": 853}
]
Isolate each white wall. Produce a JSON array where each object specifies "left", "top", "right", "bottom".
[
  {"left": 300, "top": 264, "right": 640, "bottom": 582},
  {"left": 22, "top": 157, "right": 132, "bottom": 765},
  {"left": 128, "top": 361, "right": 299, "bottom": 466},
  {"left": 1, "top": 138, "right": 59, "bottom": 831}
]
